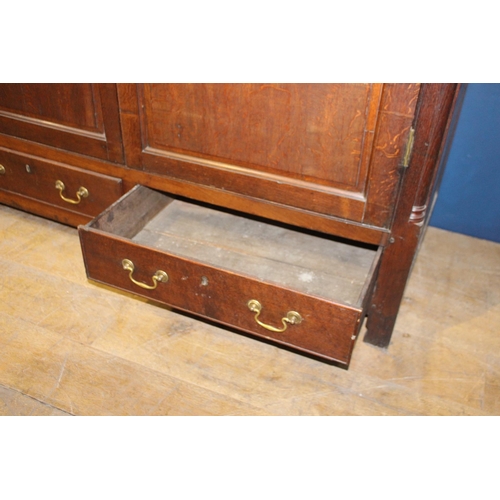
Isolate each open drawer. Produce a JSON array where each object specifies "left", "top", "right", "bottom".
[{"left": 78, "top": 185, "right": 382, "bottom": 366}]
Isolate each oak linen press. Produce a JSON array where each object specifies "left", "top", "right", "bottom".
[{"left": 0, "top": 84, "right": 460, "bottom": 367}]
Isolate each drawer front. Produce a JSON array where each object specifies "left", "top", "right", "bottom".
[
  {"left": 0, "top": 148, "right": 123, "bottom": 217},
  {"left": 79, "top": 228, "right": 363, "bottom": 365}
]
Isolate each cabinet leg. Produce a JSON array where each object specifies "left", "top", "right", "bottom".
[
  {"left": 363, "top": 232, "right": 419, "bottom": 348},
  {"left": 364, "top": 303, "right": 400, "bottom": 348}
]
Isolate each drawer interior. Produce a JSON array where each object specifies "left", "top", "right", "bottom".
[{"left": 91, "top": 185, "right": 380, "bottom": 310}]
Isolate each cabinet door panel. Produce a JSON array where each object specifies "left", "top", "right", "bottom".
[
  {"left": 119, "top": 83, "right": 419, "bottom": 226},
  {"left": 0, "top": 84, "right": 123, "bottom": 163},
  {"left": 143, "top": 83, "right": 377, "bottom": 191}
]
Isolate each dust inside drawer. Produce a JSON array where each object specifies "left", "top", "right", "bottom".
[{"left": 79, "top": 185, "right": 382, "bottom": 365}]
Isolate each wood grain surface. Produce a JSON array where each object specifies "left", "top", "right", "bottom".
[
  {"left": 0, "top": 84, "right": 124, "bottom": 162},
  {"left": 79, "top": 186, "right": 380, "bottom": 364},
  {"left": 117, "top": 83, "right": 421, "bottom": 226},
  {"left": 0, "top": 147, "right": 124, "bottom": 216}
]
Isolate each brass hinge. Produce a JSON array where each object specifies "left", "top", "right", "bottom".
[{"left": 402, "top": 127, "right": 415, "bottom": 168}]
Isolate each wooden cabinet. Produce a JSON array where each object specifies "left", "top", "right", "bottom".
[{"left": 0, "top": 83, "right": 460, "bottom": 367}]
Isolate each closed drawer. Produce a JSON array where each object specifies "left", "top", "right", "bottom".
[
  {"left": 0, "top": 148, "right": 123, "bottom": 217},
  {"left": 79, "top": 185, "right": 381, "bottom": 366}
]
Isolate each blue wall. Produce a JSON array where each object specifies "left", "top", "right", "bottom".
[{"left": 430, "top": 84, "right": 500, "bottom": 243}]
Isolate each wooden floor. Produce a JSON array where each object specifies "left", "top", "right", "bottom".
[{"left": 1, "top": 203, "right": 499, "bottom": 416}]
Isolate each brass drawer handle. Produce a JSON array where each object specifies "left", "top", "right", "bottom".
[
  {"left": 0, "top": 164, "right": 5, "bottom": 175},
  {"left": 55, "top": 179, "right": 89, "bottom": 204},
  {"left": 122, "top": 259, "right": 168, "bottom": 290},
  {"left": 247, "top": 299, "right": 302, "bottom": 333}
]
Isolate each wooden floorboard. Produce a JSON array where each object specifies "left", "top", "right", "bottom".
[{"left": 1, "top": 204, "right": 499, "bottom": 416}]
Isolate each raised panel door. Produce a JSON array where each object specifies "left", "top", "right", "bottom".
[
  {"left": 0, "top": 84, "right": 123, "bottom": 163},
  {"left": 118, "top": 83, "right": 420, "bottom": 229}
]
